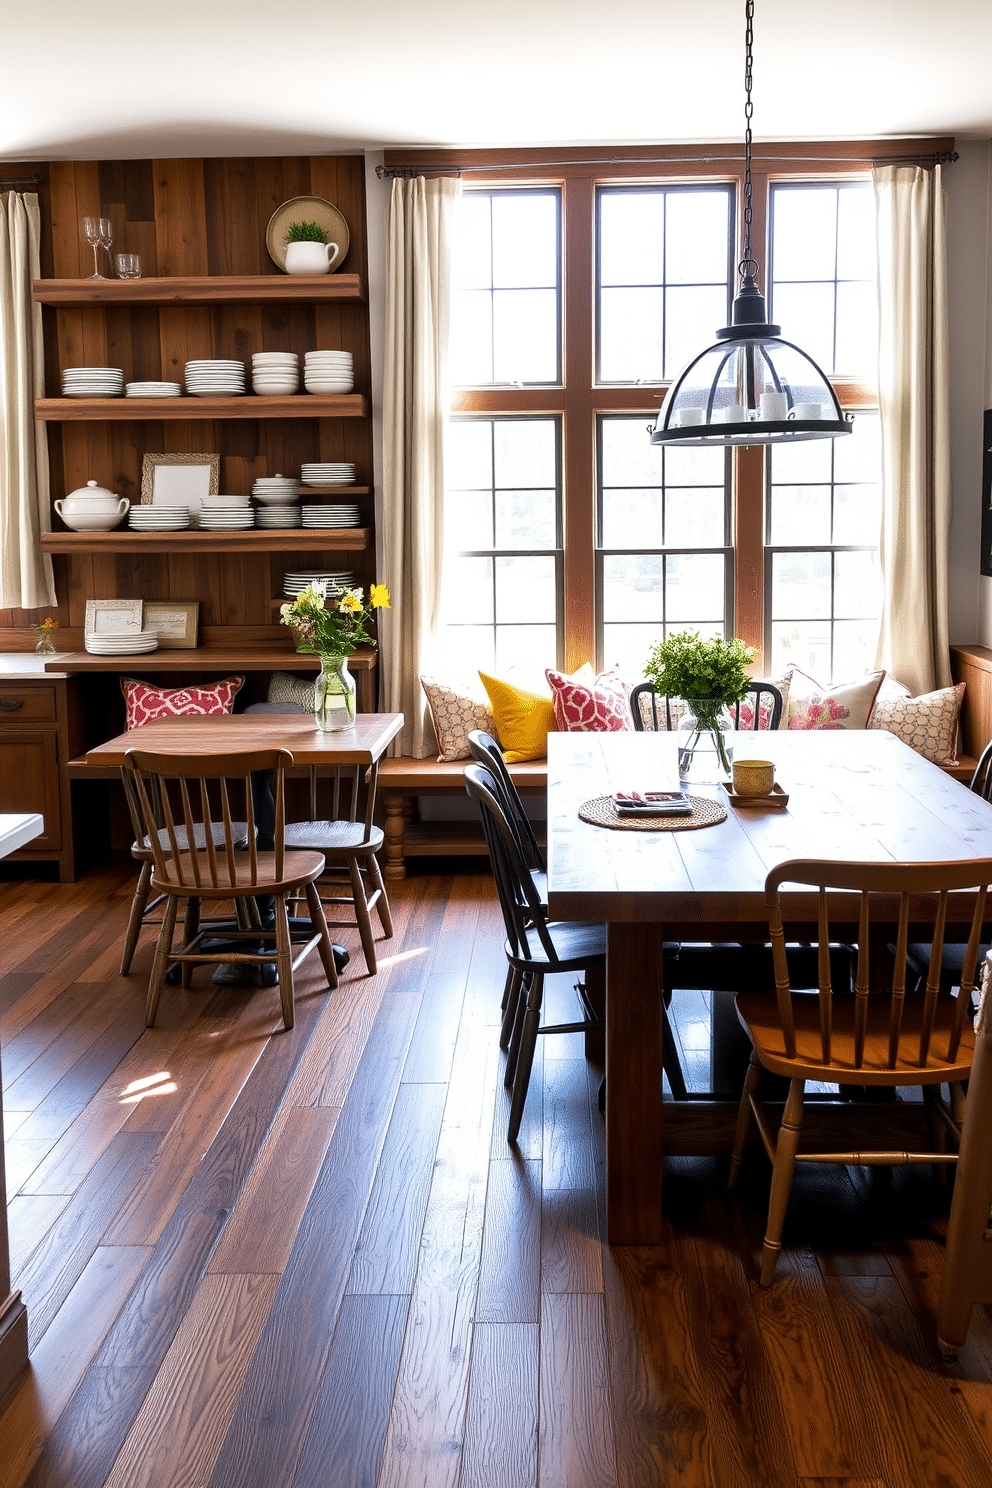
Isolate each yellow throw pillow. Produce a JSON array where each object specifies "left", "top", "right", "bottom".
[{"left": 478, "top": 671, "right": 558, "bottom": 762}]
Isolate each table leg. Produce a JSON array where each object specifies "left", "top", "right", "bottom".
[{"left": 606, "top": 922, "right": 666, "bottom": 1244}]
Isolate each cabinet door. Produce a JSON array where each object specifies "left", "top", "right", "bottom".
[{"left": 0, "top": 730, "right": 61, "bottom": 849}]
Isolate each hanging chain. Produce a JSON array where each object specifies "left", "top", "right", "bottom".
[{"left": 740, "top": 0, "right": 757, "bottom": 281}]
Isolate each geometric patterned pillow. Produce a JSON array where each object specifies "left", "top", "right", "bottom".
[
  {"left": 420, "top": 674, "right": 496, "bottom": 762},
  {"left": 120, "top": 675, "right": 244, "bottom": 730},
  {"left": 545, "top": 663, "right": 632, "bottom": 733},
  {"left": 268, "top": 670, "right": 317, "bottom": 711},
  {"left": 869, "top": 681, "right": 966, "bottom": 764}
]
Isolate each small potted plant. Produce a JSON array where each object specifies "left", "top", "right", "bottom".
[
  {"left": 643, "top": 629, "right": 757, "bottom": 782},
  {"left": 283, "top": 220, "right": 341, "bottom": 276}
]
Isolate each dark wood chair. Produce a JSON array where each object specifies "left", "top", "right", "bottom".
[
  {"left": 629, "top": 679, "right": 784, "bottom": 733},
  {"left": 123, "top": 746, "right": 337, "bottom": 1030},
  {"left": 729, "top": 855, "right": 992, "bottom": 1286}
]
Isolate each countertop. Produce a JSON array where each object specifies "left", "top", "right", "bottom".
[
  {"left": 0, "top": 652, "right": 72, "bottom": 680},
  {"left": 0, "top": 813, "right": 44, "bottom": 857}
]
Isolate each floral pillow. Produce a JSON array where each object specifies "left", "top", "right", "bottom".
[
  {"left": 420, "top": 675, "right": 496, "bottom": 762},
  {"left": 736, "top": 673, "right": 792, "bottom": 730},
  {"left": 545, "top": 663, "right": 633, "bottom": 733},
  {"left": 784, "top": 667, "right": 885, "bottom": 731},
  {"left": 121, "top": 675, "right": 244, "bottom": 731},
  {"left": 869, "top": 681, "right": 966, "bottom": 765}
]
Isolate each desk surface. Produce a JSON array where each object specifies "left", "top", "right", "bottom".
[
  {"left": 86, "top": 711, "right": 403, "bottom": 768},
  {"left": 0, "top": 814, "right": 44, "bottom": 859}
]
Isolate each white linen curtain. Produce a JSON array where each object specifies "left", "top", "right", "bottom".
[
  {"left": 381, "top": 175, "right": 461, "bottom": 757},
  {"left": 872, "top": 164, "right": 951, "bottom": 696},
  {"left": 0, "top": 191, "right": 56, "bottom": 610}
]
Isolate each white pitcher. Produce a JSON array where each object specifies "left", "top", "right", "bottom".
[{"left": 284, "top": 240, "right": 341, "bottom": 276}]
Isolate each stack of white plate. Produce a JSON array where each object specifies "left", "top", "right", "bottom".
[
  {"left": 256, "top": 505, "right": 303, "bottom": 528},
  {"left": 251, "top": 475, "right": 299, "bottom": 503},
  {"left": 303, "top": 350, "right": 354, "bottom": 394},
  {"left": 302, "top": 504, "right": 361, "bottom": 528},
  {"left": 85, "top": 629, "right": 159, "bottom": 655},
  {"left": 129, "top": 505, "right": 191, "bottom": 531},
  {"left": 185, "top": 359, "right": 246, "bottom": 396},
  {"left": 251, "top": 352, "right": 299, "bottom": 396},
  {"left": 283, "top": 569, "right": 354, "bottom": 597},
  {"left": 300, "top": 462, "right": 357, "bottom": 487},
  {"left": 125, "top": 381, "right": 182, "bottom": 397},
  {"left": 62, "top": 366, "right": 124, "bottom": 397},
  {"left": 199, "top": 497, "right": 254, "bottom": 530}
]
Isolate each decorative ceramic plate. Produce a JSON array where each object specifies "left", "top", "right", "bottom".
[{"left": 265, "top": 196, "right": 350, "bottom": 272}]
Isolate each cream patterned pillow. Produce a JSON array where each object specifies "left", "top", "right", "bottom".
[
  {"left": 785, "top": 668, "right": 885, "bottom": 730},
  {"left": 869, "top": 682, "right": 966, "bottom": 764},
  {"left": 268, "top": 671, "right": 317, "bottom": 711},
  {"left": 420, "top": 675, "right": 496, "bottom": 762}
]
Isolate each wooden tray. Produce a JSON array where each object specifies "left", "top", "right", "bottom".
[{"left": 723, "top": 781, "right": 790, "bottom": 808}]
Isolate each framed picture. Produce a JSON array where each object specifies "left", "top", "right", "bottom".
[
  {"left": 85, "top": 598, "right": 143, "bottom": 636},
  {"left": 141, "top": 453, "right": 219, "bottom": 522},
  {"left": 142, "top": 600, "right": 200, "bottom": 649}
]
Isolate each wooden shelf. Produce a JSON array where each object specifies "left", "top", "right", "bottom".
[
  {"left": 46, "top": 646, "right": 376, "bottom": 675},
  {"left": 36, "top": 394, "right": 369, "bottom": 422},
  {"left": 33, "top": 274, "right": 368, "bottom": 306},
  {"left": 40, "top": 528, "right": 370, "bottom": 554}
]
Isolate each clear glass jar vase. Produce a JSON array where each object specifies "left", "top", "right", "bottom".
[
  {"left": 314, "top": 654, "right": 356, "bottom": 732},
  {"left": 676, "top": 699, "right": 734, "bottom": 785}
]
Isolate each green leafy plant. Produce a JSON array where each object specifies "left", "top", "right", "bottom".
[
  {"left": 644, "top": 630, "right": 757, "bottom": 778},
  {"left": 285, "top": 219, "right": 328, "bottom": 244},
  {"left": 279, "top": 581, "right": 390, "bottom": 657}
]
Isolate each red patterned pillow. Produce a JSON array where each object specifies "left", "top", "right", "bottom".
[
  {"left": 121, "top": 675, "right": 245, "bottom": 730},
  {"left": 545, "top": 664, "right": 632, "bottom": 733}
]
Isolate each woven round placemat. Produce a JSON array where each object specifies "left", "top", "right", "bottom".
[{"left": 578, "top": 794, "right": 728, "bottom": 831}]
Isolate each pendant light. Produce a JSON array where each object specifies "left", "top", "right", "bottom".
[{"left": 650, "top": 0, "right": 852, "bottom": 447}]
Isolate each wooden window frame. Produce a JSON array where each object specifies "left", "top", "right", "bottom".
[{"left": 393, "top": 138, "right": 954, "bottom": 672}]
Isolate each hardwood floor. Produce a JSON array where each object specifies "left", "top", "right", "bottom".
[{"left": 1, "top": 855, "right": 991, "bottom": 1487}]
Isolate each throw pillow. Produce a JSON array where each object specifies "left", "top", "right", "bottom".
[
  {"left": 478, "top": 671, "right": 557, "bottom": 763},
  {"left": 545, "top": 663, "right": 633, "bottom": 733},
  {"left": 869, "top": 681, "right": 966, "bottom": 765},
  {"left": 121, "top": 675, "right": 245, "bottom": 731},
  {"left": 420, "top": 674, "right": 497, "bottom": 762},
  {"left": 785, "top": 667, "right": 885, "bottom": 731},
  {"left": 268, "top": 670, "right": 317, "bottom": 712},
  {"left": 736, "top": 672, "right": 792, "bottom": 730}
]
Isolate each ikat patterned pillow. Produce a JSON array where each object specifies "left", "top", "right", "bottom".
[
  {"left": 545, "top": 664, "right": 633, "bottom": 733},
  {"left": 121, "top": 675, "right": 244, "bottom": 730}
]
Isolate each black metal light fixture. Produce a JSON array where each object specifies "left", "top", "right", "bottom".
[{"left": 650, "top": 0, "right": 852, "bottom": 448}]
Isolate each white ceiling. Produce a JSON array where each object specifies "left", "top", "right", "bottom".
[{"left": 3, "top": 0, "right": 991, "bottom": 161}]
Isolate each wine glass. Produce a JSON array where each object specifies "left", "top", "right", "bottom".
[{"left": 82, "top": 217, "right": 113, "bottom": 279}]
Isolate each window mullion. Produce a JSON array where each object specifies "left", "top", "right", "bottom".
[
  {"left": 734, "top": 445, "right": 765, "bottom": 665},
  {"left": 562, "top": 173, "right": 596, "bottom": 670}
]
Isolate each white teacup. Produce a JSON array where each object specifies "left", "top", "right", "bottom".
[
  {"left": 284, "top": 240, "right": 341, "bottom": 276},
  {"left": 715, "top": 404, "right": 749, "bottom": 424},
  {"left": 673, "top": 407, "right": 705, "bottom": 427},
  {"left": 789, "top": 401, "right": 826, "bottom": 420},
  {"left": 758, "top": 391, "right": 789, "bottom": 420}
]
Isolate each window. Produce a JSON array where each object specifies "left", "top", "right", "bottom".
[{"left": 424, "top": 144, "right": 922, "bottom": 686}]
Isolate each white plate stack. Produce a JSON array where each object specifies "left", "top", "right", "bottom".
[
  {"left": 302, "top": 504, "right": 361, "bottom": 529},
  {"left": 251, "top": 475, "right": 299, "bottom": 504},
  {"left": 283, "top": 569, "right": 354, "bottom": 597},
  {"left": 251, "top": 352, "right": 299, "bottom": 396},
  {"left": 129, "top": 505, "right": 191, "bottom": 531},
  {"left": 300, "top": 462, "right": 357, "bottom": 487},
  {"left": 303, "top": 351, "right": 354, "bottom": 394},
  {"left": 184, "top": 359, "right": 246, "bottom": 396},
  {"left": 62, "top": 366, "right": 124, "bottom": 398},
  {"left": 85, "top": 628, "right": 159, "bottom": 656},
  {"left": 256, "top": 504, "right": 302, "bottom": 528},
  {"left": 125, "top": 381, "right": 182, "bottom": 397},
  {"left": 199, "top": 496, "right": 254, "bottom": 530}
]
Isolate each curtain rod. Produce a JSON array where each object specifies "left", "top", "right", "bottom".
[
  {"left": 0, "top": 174, "right": 45, "bottom": 188},
  {"left": 377, "top": 150, "right": 957, "bottom": 179}
]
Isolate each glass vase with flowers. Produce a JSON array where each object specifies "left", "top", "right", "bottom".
[
  {"left": 35, "top": 617, "right": 59, "bottom": 655},
  {"left": 643, "top": 629, "right": 757, "bottom": 784},
  {"left": 279, "top": 581, "right": 390, "bottom": 731}
]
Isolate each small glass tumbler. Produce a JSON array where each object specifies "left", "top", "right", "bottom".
[{"left": 116, "top": 253, "right": 142, "bottom": 279}]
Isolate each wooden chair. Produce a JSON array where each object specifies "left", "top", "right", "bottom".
[
  {"left": 630, "top": 679, "right": 784, "bottom": 733},
  {"left": 729, "top": 855, "right": 992, "bottom": 1286},
  {"left": 284, "top": 762, "right": 393, "bottom": 975},
  {"left": 123, "top": 746, "right": 337, "bottom": 1030}
]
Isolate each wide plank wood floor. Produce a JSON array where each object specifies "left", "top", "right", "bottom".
[{"left": 1, "top": 855, "right": 991, "bottom": 1487}]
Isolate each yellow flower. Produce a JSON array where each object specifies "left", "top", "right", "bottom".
[
  {"left": 341, "top": 593, "right": 362, "bottom": 613},
  {"left": 370, "top": 584, "right": 391, "bottom": 610}
]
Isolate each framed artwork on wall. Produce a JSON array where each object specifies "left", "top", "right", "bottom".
[
  {"left": 141, "top": 453, "right": 219, "bottom": 523},
  {"left": 142, "top": 600, "right": 200, "bottom": 649}
]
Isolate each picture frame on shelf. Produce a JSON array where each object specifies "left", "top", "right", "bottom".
[
  {"left": 142, "top": 600, "right": 199, "bottom": 649},
  {"left": 85, "top": 598, "right": 143, "bottom": 636},
  {"left": 141, "top": 453, "right": 219, "bottom": 523}
]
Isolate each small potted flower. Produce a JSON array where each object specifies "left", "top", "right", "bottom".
[
  {"left": 643, "top": 629, "right": 757, "bottom": 782},
  {"left": 283, "top": 220, "right": 342, "bottom": 276},
  {"left": 35, "top": 617, "right": 59, "bottom": 655},
  {"left": 279, "top": 581, "right": 390, "bottom": 730}
]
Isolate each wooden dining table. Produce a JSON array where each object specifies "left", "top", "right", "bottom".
[
  {"left": 84, "top": 711, "right": 404, "bottom": 770},
  {"left": 545, "top": 728, "right": 992, "bottom": 1244}
]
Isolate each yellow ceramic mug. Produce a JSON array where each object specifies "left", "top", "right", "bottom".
[{"left": 732, "top": 758, "right": 775, "bottom": 797}]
